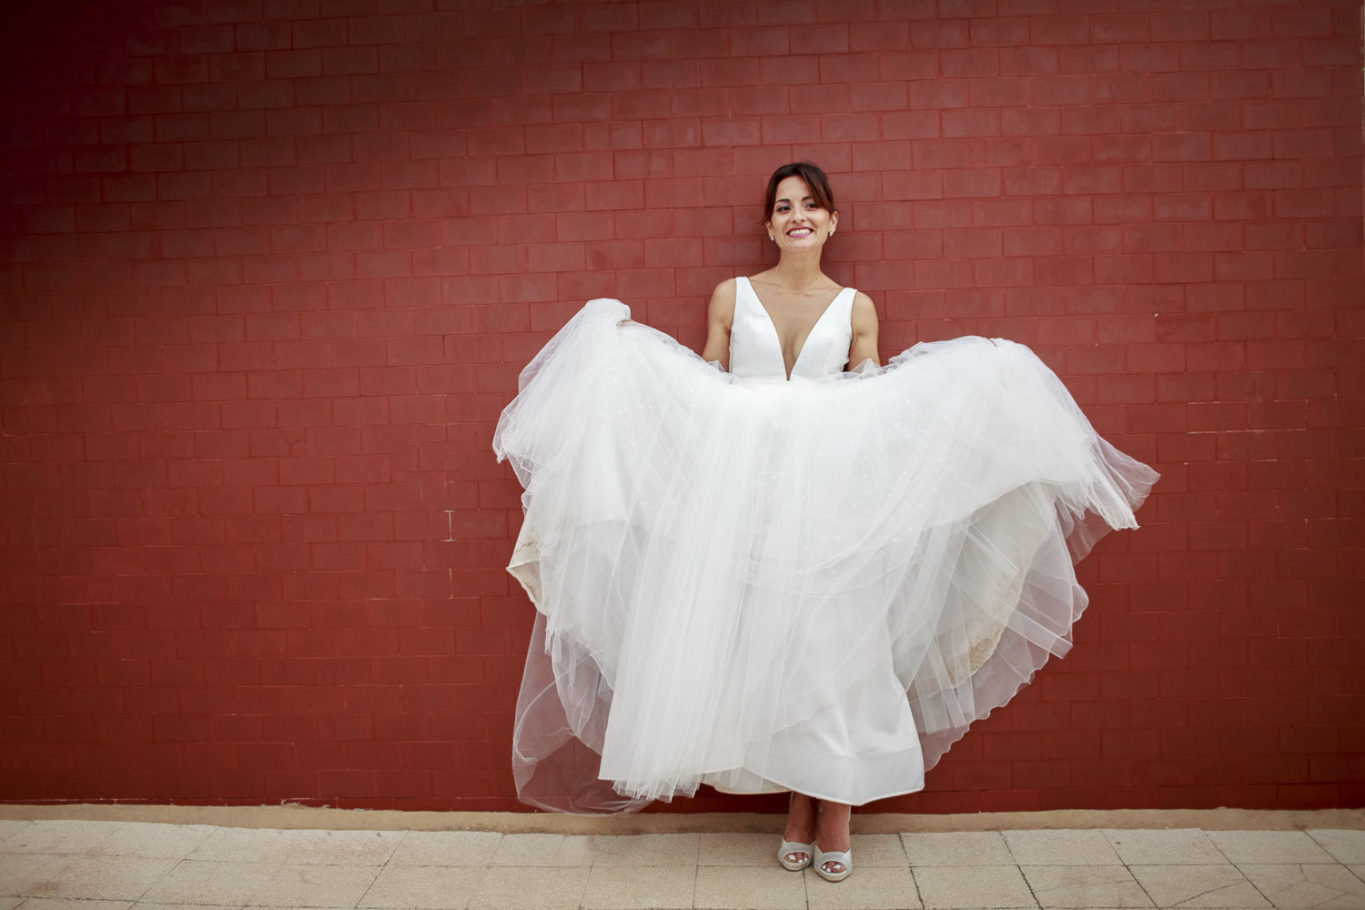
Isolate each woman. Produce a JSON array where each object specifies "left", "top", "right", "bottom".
[
  {"left": 697, "top": 163, "right": 877, "bottom": 880},
  {"left": 494, "top": 162, "right": 1157, "bottom": 883}
]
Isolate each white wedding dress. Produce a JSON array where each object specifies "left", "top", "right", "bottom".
[{"left": 494, "top": 281, "right": 1157, "bottom": 813}]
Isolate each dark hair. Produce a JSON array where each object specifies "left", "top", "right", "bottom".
[{"left": 762, "top": 161, "right": 836, "bottom": 223}]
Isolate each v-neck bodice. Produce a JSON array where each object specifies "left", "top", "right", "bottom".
[{"left": 729, "top": 276, "right": 856, "bottom": 380}]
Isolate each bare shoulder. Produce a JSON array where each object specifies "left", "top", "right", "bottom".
[
  {"left": 711, "top": 276, "right": 738, "bottom": 298},
  {"left": 851, "top": 291, "right": 878, "bottom": 324}
]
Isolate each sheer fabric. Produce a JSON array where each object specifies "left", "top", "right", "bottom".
[{"left": 494, "top": 296, "right": 1157, "bottom": 813}]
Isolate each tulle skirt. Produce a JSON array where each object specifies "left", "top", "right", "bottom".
[{"left": 493, "top": 299, "right": 1158, "bottom": 813}]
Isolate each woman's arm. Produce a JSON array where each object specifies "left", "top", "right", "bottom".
[
  {"left": 848, "top": 291, "right": 880, "bottom": 368},
  {"left": 700, "top": 279, "right": 736, "bottom": 371}
]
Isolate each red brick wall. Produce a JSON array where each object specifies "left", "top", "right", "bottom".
[{"left": 1, "top": 0, "right": 1361, "bottom": 812}]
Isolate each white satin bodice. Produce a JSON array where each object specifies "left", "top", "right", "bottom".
[{"left": 729, "top": 276, "right": 855, "bottom": 380}]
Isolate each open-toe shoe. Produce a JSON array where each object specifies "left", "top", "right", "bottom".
[
  {"left": 778, "top": 839, "right": 813, "bottom": 871},
  {"left": 814, "top": 844, "right": 852, "bottom": 882}
]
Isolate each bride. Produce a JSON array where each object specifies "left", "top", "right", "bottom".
[{"left": 494, "top": 162, "right": 1157, "bottom": 883}]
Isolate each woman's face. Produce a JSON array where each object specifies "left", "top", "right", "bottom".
[{"left": 766, "top": 176, "right": 837, "bottom": 252}]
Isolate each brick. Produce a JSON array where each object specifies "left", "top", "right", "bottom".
[{"left": 910, "top": 80, "right": 969, "bottom": 109}]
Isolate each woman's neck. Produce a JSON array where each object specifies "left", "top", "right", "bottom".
[{"left": 768, "top": 251, "right": 828, "bottom": 292}]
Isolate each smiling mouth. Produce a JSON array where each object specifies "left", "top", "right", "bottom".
[{"left": 787, "top": 228, "right": 813, "bottom": 237}]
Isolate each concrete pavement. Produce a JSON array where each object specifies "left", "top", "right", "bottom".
[{"left": 1, "top": 807, "right": 1363, "bottom": 909}]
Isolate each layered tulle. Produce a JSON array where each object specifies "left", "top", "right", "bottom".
[{"left": 494, "top": 299, "right": 1157, "bottom": 814}]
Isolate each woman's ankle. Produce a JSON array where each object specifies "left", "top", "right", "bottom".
[
  {"left": 815, "top": 800, "right": 851, "bottom": 851},
  {"left": 784, "top": 792, "right": 817, "bottom": 842}
]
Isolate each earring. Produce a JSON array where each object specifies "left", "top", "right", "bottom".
[{"left": 769, "top": 235, "right": 775, "bottom": 241}]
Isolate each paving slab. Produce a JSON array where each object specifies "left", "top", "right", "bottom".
[
  {"left": 0, "top": 823, "right": 31, "bottom": 851},
  {"left": 4, "top": 821, "right": 122, "bottom": 855},
  {"left": 0, "top": 853, "right": 73, "bottom": 897},
  {"left": 1127, "top": 863, "right": 1270, "bottom": 909},
  {"left": 1019, "top": 865, "right": 1152, "bottom": 908},
  {"left": 359, "top": 864, "right": 485, "bottom": 909},
  {"left": 902, "top": 831, "right": 1015, "bottom": 866},
  {"left": 187, "top": 826, "right": 308, "bottom": 864},
  {"left": 1004, "top": 829, "right": 1124, "bottom": 866},
  {"left": 693, "top": 864, "right": 808, "bottom": 910},
  {"left": 806, "top": 864, "right": 920, "bottom": 910},
  {"left": 467, "top": 865, "right": 588, "bottom": 910},
  {"left": 388, "top": 831, "right": 502, "bottom": 867},
  {"left": 140, "top": 859, "right": 279, "bottom": 906},
  {"left": 1208, "top": 831, "right": 1337, "bottom": 865},
  {"left": 847, "top": 834, "right": 910, "bottom": 868},
  {"left": 1307, "top": 829, "right": 1365, "bottom": 865},
  {"left": 1234, "top": 863, "right": 1365, "bottom": 909},
  {"left": 249, "top": 862, "right": 383, "bottom": 907},
  {"left": 488, "top": 833, "right": 594, "bottom": 867},
  {"left": 912, "top": 863, "right": 1037, "bottom": 909},
  {"left": 588, "top": 833, "right": 701, "bottom": 867},
  {"left": 579, "top": 865, "right": 696, "bottom": 910},
  {"left": 30, "top": 856, "right": 176, "bottom": 902},
  {"left": 697, "top": 832, "right": 776, "bottom": 867},
  {"left": 282, "top": 828, "right": 405, "bottom": 865},
  {"left": 89, "top": 822, "right": 218, "bottom": 860},
  {"left": 1103, "top": 828, "right": 1227, "bottom": 866}
]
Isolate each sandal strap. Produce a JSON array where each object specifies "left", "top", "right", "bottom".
[
  {"left": 814, "top": 845, "right": 853, "bottom": 882},
  {"left": 815, "top": 847, "right": 852, "bottom": 867}
]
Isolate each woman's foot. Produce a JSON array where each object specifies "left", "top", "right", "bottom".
[
  {"left": 778, "top": 792, "right": 816, "bottom": 870},
  {"left": 814, "top": 800, "right": 852, "bottom": 881}
]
